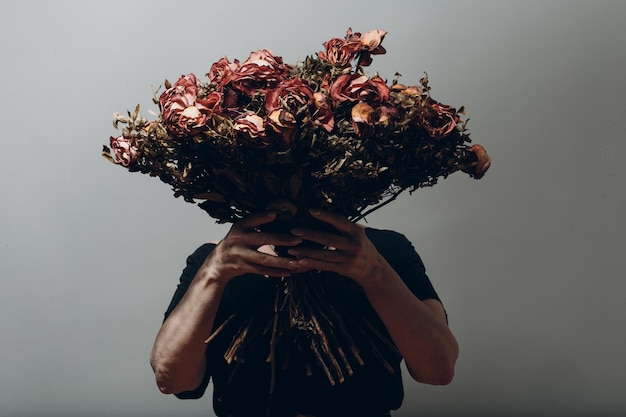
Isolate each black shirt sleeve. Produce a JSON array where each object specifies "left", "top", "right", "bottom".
[
  {"left": 365, "top": 228, "right": 441, "bottom": 302},
  {"left": 164, "top": 243, "right": 216, "bottom": 321}
]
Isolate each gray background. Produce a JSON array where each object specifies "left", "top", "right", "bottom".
[{"left": 1, "top": 1, "right": 624, "bottom": 416}]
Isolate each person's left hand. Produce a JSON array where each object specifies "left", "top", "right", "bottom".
[{"left": 287, "top": 209, "right": 384, "bottom": 288}]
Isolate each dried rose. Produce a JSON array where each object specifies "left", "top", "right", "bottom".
[
  {"left": 109, "top": 135, "right": 137, "bottom": 167},
  {"left": 267, "top": 109, "right": 297, "bottom": 148},
  {"left": 233, "top": 112, "right": 270, "bottom": 148},
  {"left": 329, "top": 74, "right": 390, "bottom": 105},
  {"left": 351, "top": 102, "right": 376, "bottom": 137},
  {"left": 391, "top": 83, "right": 422, "bottom": 96},
  {"left": 159, "top": 74, "right": 222, "bottom": 137},
  {"left": 318, "top": 37, "right": 363, "bottom": 67},
  {"left": 230, "top": 49, "right": 290, "bottom": 97},
  {"left": 417, "top": 97, "right": 460, "bottom": 140},
  {"left": 207, "top": 56, "right": 240, "bottom": 91},
  {"left": 202, "top": 91, "right": 223, "bottom": 109},
  {"left": 312, "top": 92, "right": 334, "bottom": 132},
  {"left": 265, "top": 77, "right": 314, "bottom": 114},
  {"left": 360, "top": 29, "right": 387, "bottom": 52},
  {"left": 375, "top": 104, "right": 399, "bottom": 127},
  {"left": 207, "top": 57, "right": 243, "bottom": 110},
  {"left": 357, "top": 29, "right": 387, "bottom": 66},
  {"left": 461, "top": 144, "right": 492, "bottom": 179}
]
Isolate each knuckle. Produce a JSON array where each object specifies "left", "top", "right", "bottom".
[
  {"left": 253, "top": 251, "right": 266, "bottom": 264},
  {"left": 221, "top": 251, "right": 237, "bottom": 266}
]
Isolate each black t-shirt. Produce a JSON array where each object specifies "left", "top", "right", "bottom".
[{"left": 163, "top": 228, "right": 442, "bottom": 417}]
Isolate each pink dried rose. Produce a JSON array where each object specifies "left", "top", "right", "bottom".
[
  {"left": 417, "top": 97, "right": 460, "bottom": 140},
  {"left": 203, "top": 91, "right": 223, "bottom": 112},
  {"left": 267, "top": 109, "right": 297, "bottom": 148},
  {"left": 207, "top": 56, "right": 240, "bottom": 91},
  {"left": 351, "top": 102, "right": 376, "bottom": 137},
  {"left": 159, "top": 74, "right": 222, "bottom": 137},
  {"left": 265, "top": 78, "right": 336, "bottom": 134},
  {"left": 360, "top": 29, "right": 387, "bottom": 52},
  {"left": 265, "top": 77, "right": 315, "bottom": 114},
  {"left": 207, "top": 57, "right": 242, "bottom": 109},
  {"left": 329, "top": 73, "right": 390, "bottom": 105},
  {"left": 230, "top": 49, "right": 291, "bottom": 97},
  {"left": 318, "top": 36, "right": 363, "bottom": 67},
  {"left": 233, "top": 112, "right": 270, "bottom": 148},
  {"left": 109, "top": 136, "right": 137, "bottom": 167},
  {"left": 357, "top": 29, "right": 387, "bottom": 66},
  {"left": 461, "top": 144, "right": 492, "bottom": 179},
  {"left": 317, "top": 27, "right": 387, "bottom": 68}
]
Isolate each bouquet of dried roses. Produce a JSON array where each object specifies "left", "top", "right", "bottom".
[{"left": 103, "top": 28, "right": 490, "bottom": 389}]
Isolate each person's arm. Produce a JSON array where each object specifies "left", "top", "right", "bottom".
[
  {"left": 150, "top": 211, "right": 302, "bottom": 395},
  {"left": 287, "top": 209, "right": 459, "bottom": 385}
]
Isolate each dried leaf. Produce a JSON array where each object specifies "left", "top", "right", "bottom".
[{"left": 101, "top": 145, "right": 118, "bottom": 164}]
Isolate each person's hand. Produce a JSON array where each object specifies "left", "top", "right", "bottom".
[
  {"left": 204, "top": 211, "right": 303, "bottom": 283},
  {"left": 287, "top": 209, "right": 384, "bottom": 288}
]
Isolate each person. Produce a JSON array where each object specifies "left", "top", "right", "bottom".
[{"left": 150, "top": 208, "right": 459, "bottom": 417}]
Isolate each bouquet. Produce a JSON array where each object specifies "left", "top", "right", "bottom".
[{"left": 103, "top": 28, "right": 490, "bottom": 389}]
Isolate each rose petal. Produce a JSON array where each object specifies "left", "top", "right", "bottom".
[{"left": 351, "top": 102, "right": 376, "bottom": 137}]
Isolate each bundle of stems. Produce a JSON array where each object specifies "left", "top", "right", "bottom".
[{"left": 205, "top": 269, "right": 400, "bottom": 390}]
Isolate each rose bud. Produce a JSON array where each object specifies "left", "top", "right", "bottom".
[
  {"left": 461, "top": 144, "right": 492, "bottom": 179},
  {"left": 207, "top": 56, "right": 240, "bottom": 91},
  {"left": 109, "top": 136, "right": 137, "bottom": 167}
]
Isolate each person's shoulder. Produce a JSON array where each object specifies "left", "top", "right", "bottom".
[
  {"left": 364, "top": 227, "right": 415, "bottom": 259},
  {"left": 364, "top": 227, "right": 410, "bottom": 244},
  {"left": 187, "top": 241, "right": 218, "bottom": 264}
]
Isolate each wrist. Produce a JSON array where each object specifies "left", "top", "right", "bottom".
[
  {"left": 358, "top": 254, "right": 391, "bottom": 291},
  {"left": 197, "top": 250, "right": 234, "bottom": 288}
]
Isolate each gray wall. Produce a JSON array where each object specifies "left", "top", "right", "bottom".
[{"left": 1, "top": 1, "right": 624, "bottom": 416}]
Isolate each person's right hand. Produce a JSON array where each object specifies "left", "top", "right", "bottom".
[{"left": 202, "top": 211, "right": 303, "bottom": 283}]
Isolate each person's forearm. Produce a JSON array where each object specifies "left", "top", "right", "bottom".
[
  {"left": 361, "top": 258, "right": 459, "bottom": 385},
  {"left": 150, "top": 264, "right": 226, "bottom": 394},
  {"left": 150, "top": 212, "right": 302, "bottom": 394}
]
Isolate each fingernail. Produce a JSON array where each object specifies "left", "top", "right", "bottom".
[
  {"left": 291, "top": 228, "right": 304, "bottom": 236},
  {"left": 309, "top": 209, "right": 321, "bottom": 216}
]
